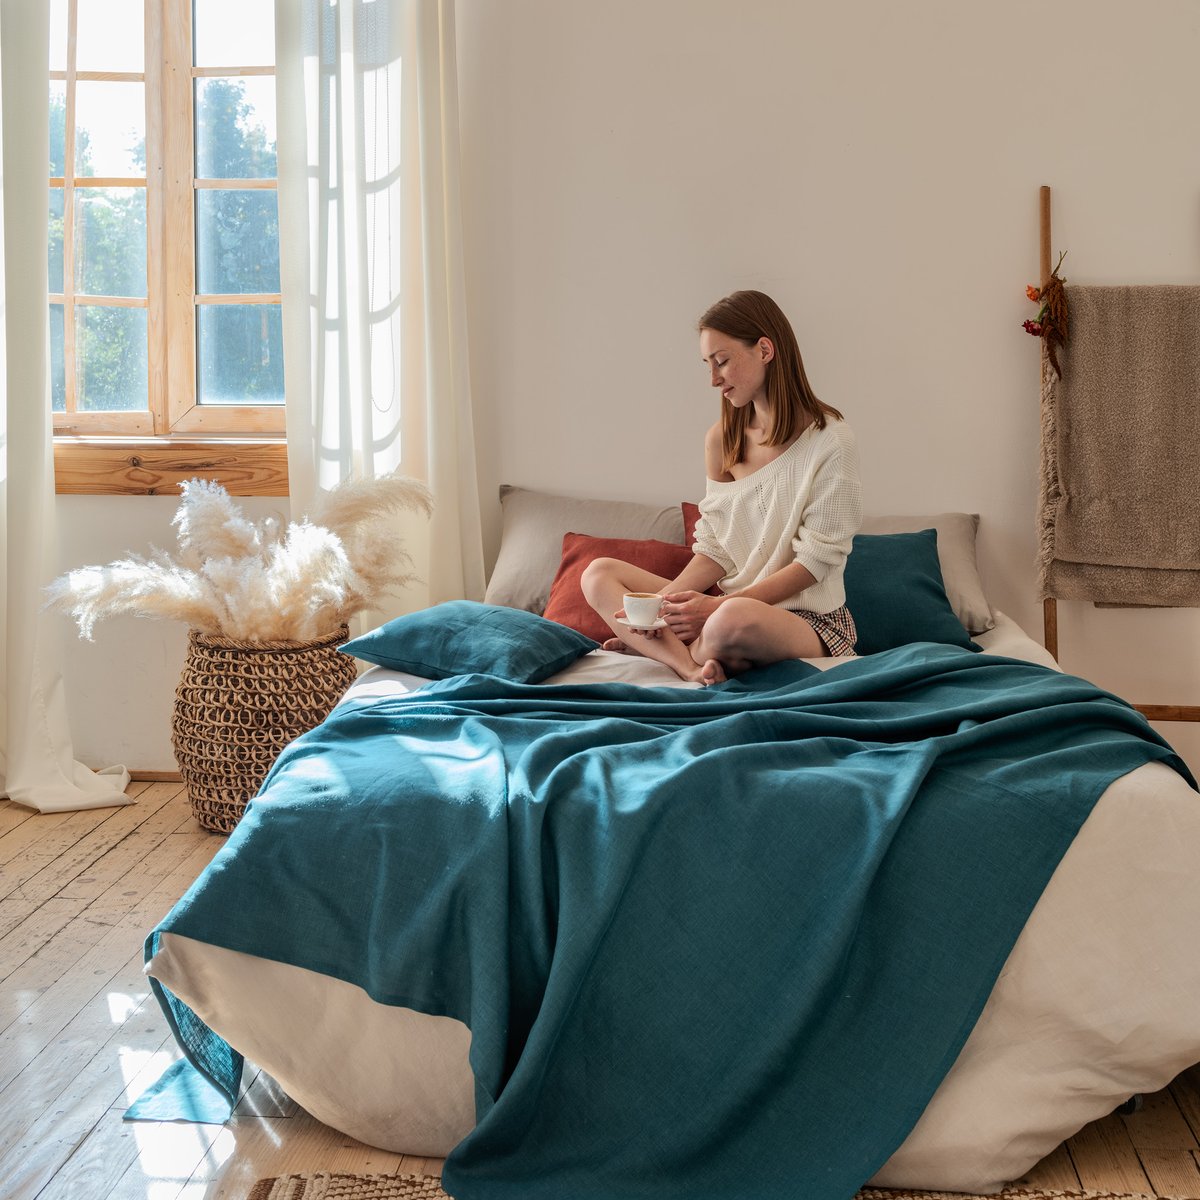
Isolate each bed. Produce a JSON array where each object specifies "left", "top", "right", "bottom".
[{"left": 142, "top": 491, "right": 1200, "bottom": 1200}]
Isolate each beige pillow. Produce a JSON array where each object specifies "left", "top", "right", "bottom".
[
  {"left": 859, "top": 513, "right": 994, "bottom": 634},
  {"left": 484, "top": 486, "right": 684, "bottom": 615}
]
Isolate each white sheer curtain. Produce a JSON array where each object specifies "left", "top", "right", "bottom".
[
  {"left": 276, "top": 0, "right": 484, "bottom": 619},
  {"left": 0, "top": 1, "right": 130, "bottom": 812}
]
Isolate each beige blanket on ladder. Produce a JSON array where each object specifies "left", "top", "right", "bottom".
[{"left": 1038, "top": 284, "right": 1200, "bottom": 606}]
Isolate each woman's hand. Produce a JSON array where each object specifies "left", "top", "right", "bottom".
[{"left": 659, "top": 590, "right": 723, "bottom": 645}]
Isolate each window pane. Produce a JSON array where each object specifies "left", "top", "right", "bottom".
[
  {"left": 50, "top": 83, "right": 67, "bottom": 176},
  {"left": 197, "top": 305, "right": 284, "bottom": 405},
  {"left": 74, "top": 188, "right": 147, "bottom": 297},
  {"left": 75, "top": 82, "right": 146, "bottom": 177},
  {"left": 194, "top": 0, "right": 275, "bottom": 67},
  {"left": 76, "top": 0, "right": 144, "bottom": 73},
  {"left": 49, "top": 0, "right": 68, "bottom": 72},
  {"left": 49, "top": 189, "right": 65, "bottom": 293},
  {"left": 195, "top": 78, "right": 277, "bottom": 179},
  {"left": 196, "top": 190, "right": 280, "bottom": 293},
  {"left": 50, "top": 305, "right": 66, "bottom": 412},
  {"left": 76, "top": 305, "right": 148, "bottom": 411}
]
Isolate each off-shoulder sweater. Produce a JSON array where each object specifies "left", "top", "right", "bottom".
[{"left": 691, "top": 418, "right": 863, "bottom": 614}]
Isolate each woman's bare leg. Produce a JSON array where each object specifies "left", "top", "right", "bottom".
[
  {"left": 584, "top": 567, "right": 829, "bottom": 685},
  {"left": 686, "top": 598, "right": 826, "bottom": 683}
]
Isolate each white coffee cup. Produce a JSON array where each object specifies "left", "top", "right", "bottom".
[{"left": 622, "top": 592, "right": 663, "bottom": 627}]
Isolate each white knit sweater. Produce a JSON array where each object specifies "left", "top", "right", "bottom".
[{"left": 691, "top": 419, "right": 863, "bottom": 614}]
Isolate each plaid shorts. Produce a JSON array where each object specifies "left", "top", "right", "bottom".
[{"left": 788, "top": 603, "right": 858, "bottom": 657}]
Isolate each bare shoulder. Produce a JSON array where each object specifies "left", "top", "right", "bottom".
[{"left": 704, "top": 422, "right": 729, "bottom": 481}]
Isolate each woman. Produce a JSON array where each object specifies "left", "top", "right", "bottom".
[{"left": 581, "top": 289, "right": 862, "bottom": 685}]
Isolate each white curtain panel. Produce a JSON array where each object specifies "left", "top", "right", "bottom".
[
  {"left": 276, "top": 0, "right": 485, "bottom": 620},
  {"left": 0, "top": 1, "right": 131, "bottom": 812}
]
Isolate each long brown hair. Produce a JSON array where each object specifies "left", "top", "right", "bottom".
[{"left": 698, "top": 290, "right": 842, "bottom": 474}]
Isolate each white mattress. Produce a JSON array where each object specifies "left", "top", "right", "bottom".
[{"left": 148, "top": 613, "right": 1200, "bottom": 1192}]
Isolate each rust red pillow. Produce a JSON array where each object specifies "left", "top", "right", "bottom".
[
  {"left": 542, "top": 532, "right": 696, "bottom": 643},
  {"left": 682, "top": 501, "right": 701, "bottom": 547}
]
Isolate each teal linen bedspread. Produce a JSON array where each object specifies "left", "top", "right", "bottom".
[{"left": 143, "top": 643, "right": 1195, "bottom": 1200}]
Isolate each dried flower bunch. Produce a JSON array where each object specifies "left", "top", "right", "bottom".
[
  {"left": 46, "top": 472, "right": 433, "bottom": 642},
  {"left": 1023, "top": 249, "right": 1069, "bottom": 378}
]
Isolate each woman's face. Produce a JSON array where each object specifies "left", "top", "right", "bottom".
[{"left": 699, "top": 328, "right": 773, "bottom": 410}]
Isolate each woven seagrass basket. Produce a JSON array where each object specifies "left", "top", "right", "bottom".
[{"left": 172, "top": 624, "right": 358, "bottom": 834}]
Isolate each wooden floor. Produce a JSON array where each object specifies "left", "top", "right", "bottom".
[{"left": 1, "top": 781, "right": 1199, "bottom": 1199}]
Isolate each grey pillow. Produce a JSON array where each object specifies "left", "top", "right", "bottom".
[
  {"left": 484, "top": 485, "right": 685, "bottom": 614},
  {"left": 859, "top": 513, "right": 993, "bottom": 634}
]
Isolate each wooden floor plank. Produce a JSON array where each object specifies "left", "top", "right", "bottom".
[
  {"left": 0, "top": 785, "right": 151, "bottom": 881},
  {"left": 0, "top": 798, "right": 38, "bottom": 840},
  {"left": 0, "top": 895, "right": 79, "bottom": 974},
  {"left": 199, "top": 1113, "right": 354, "bottom": 1200},
  {"left": 1136, "top": 1147, "right": 1200, "bottom": 1198},
  {"left": 1069, "top": 1111, "right": 1156, "bottom": 1195},
  {"left": 0, "top": 806, "right": 73, "bottom": 860},
  {"left": 34, "top": 1106, "right": 145, "bottom": 1200},
  {"left": 234, "top": 1067, "right": 300, "bottom": 1119},
  {"left": 0, "top": 894, "right": 40, "bottom": 941},
  {"left": 173, "top": 1126, "right": 239, "bottom": 1200},
  {"left": 0, "top": 823, "right": 224, "bottom": 1197},
  {"left": 1123, "top": 1086, "right": 1200, "bottom": 1152},
  {"left": 0, "top": 825, "right": 215, "bottom": 1042},
  {"left": 0, "top": 806, "right": 106, "bottom": 880},
  {"left": 1172, "top": 1066, "right": 1200, "bottom": 1144},
  {"left": 0, "top": 789, "right": 187, "bottom": 985},
  {"left": 0, "top": 995, "right": 176, "bottom": 1199},
  {"left": 6, "top": 782, "right": 177, "bottom": 910},
  {"left": 104, "top": 1118, "right": 227, "bottom": 1200},
  {"left": 54, "top": 784, "right": 188, "bottom": 901},
  {"left": 1013, "top": 1140, "right": 1082, "bottom": 1191},
  {"left": 322, "top": 1131, "right": 404, "bottom": 1176},
  {"left": 0, "top": 834, "right": 219, "bottom": 1097}
]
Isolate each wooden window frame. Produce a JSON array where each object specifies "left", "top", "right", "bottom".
[{"left": 51, "top": 0, "right": 287, "bottom": 496}]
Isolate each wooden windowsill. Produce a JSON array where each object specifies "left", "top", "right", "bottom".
[{"left": 54, "top": 437, "right": 289, "bottom": 496}]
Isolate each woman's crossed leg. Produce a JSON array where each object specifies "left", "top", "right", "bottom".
[{"left": 581, "top": 557, "right": 827, "bottom": 685}]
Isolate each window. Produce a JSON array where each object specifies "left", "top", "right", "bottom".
[{"left": 50, "top": 0, "right": 287, "bottom": 494}]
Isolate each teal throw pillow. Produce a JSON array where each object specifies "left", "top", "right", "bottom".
[
  {"left": 843, "top": 530, "right": 979, "bottom": 655},
  {"left": 340, "top": 600, "right": 600, "bottom": 683}
]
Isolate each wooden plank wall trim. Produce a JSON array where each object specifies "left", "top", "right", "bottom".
[
  {"left": 1135, "top": 705, "right": 1200, "bottom": 723},
  {"left": 54, "top": 438, "right": 289, "bottom": 496}
]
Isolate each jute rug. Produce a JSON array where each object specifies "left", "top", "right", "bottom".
[{"left": 247, "top": 1174, "right": 1156, "bottom": 1200}]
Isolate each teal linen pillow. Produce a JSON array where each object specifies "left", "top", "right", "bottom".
[
  {"left": 340, "top": 601, "right": 599, "bottom": 683},
  {"left": 843, "top": 530, "right": 979, "bottom": 655}
]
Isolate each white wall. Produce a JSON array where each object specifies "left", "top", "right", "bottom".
[
  {"left": 56, "top": 495, "right": 291, "bottom": 772},
  {"left": 53, "top": 0, "right": 1200, "bottom": 774},
  {"left": 455, "top": 0, "right": 1200, "bottom": 774}
]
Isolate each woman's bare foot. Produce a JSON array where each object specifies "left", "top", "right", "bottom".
[
  {"left": 601, "top": 637, "right": 631, "bottom": 653},
  {"left": 700, "top": 658, "right": 727, "bottom": 686}
]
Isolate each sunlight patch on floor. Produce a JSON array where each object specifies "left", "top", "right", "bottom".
[
  {"left": 108, "top": 990, "right": 147, "bottom": 1024},
  {"left": 124, "top": 1122, "right": 235, "bottom": 1199},
  {"left": 118, "top": 1043, "right": 179, "bottom": 1099}
]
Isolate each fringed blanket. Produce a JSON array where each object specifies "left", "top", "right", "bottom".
[
  {"left": 1038, "top": 284, "right": 1200, "bottom": 606},
  {"left": 145, "top": 646, "right": 1192, "bottom": 1200}
]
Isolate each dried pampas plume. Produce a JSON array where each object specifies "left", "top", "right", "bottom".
[{"left": 45, "top": 471, "right": 434, "bottom": 642}]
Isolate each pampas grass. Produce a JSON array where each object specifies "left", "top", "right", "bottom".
[{"left": 46, "top": 472, "right": 433, "bottom": 642}]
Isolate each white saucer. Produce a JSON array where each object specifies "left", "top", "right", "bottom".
[{"left": 617, "top": 616, "right": 667, "bottom": 630}]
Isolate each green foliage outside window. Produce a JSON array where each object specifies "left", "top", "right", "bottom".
[{"left": 50, "top": 78, "right": 283, "bottom": 414}]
